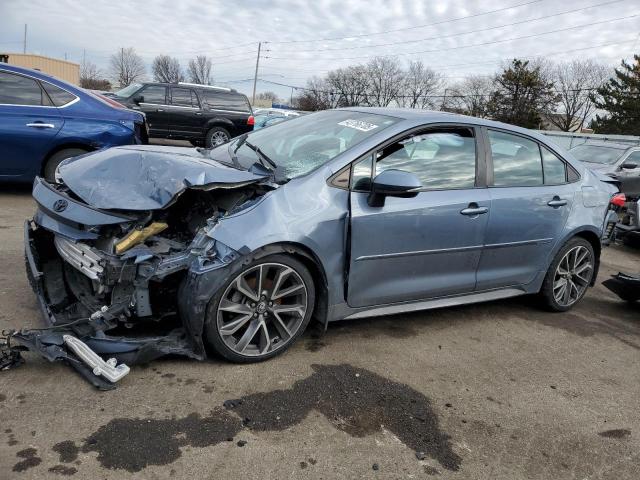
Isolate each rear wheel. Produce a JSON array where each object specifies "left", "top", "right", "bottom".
[
  {"left": 43, "top": 148, "right": 87, "bottom": 183},
  {"left": 205, "top": 127, "right": 231, "bottom": 148},
  {"left": 540, "top": 238, "right": 595, "bottom": 311},
  {"left": 205, "top": 254, "right": 315, "bottom": 362}
]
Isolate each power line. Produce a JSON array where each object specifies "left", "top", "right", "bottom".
[
  {"left": 268, "top": 0, "right": 625, "bottom": 54},
  {"left": 266, "top": 14, "right": 639, "bottom": 61},
  {"left": 264, "top": 0, "right": 544, "bottom": 44}
]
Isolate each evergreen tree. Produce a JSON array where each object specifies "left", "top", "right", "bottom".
[
  {"left": 590, "top": 55, "right": 640, "bottom": 134},
  {"left": 486, "top": 59, "right": 557, "bottom": 129}
]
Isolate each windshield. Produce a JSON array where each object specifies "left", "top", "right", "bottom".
[
  {"left": 114, "top": 83, "right": 143, "bottom": 98},
  {"left": 569, "top": 144, "right": 626, "bottom": 165},
  {"left": 218, "top": 110, "right": 400, "bottom": 178}
]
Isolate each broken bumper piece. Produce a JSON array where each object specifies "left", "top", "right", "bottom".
[{"left": 63, "top": 335, "right": 130, "bottom": 383}]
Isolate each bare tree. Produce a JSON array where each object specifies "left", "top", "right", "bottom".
[
  {"left": 256, "top": 91, "right": 280, "bottom": 104},
  {"left": 79, "top": 58, "right": 110, "bottom": 90},
  {"left": 365, "top": 57, "right": 404, "bottom": 107},
  {"left": 187, "top": 55, "right": 212, "bottom": 84},
  {"left": 548, "top": 59, "right": 609, "bottom": 132},
  {"left": 152, "top": 55, "right": 184, "bottom": 83},
  {"left": 398, "top": 60, "right": 444, "bottom": 109},
  {"left": 448, "top": 75, "right": 493, "bottom": 117},
  {"left": 109, "top": 47, "right": 145, "bottom": 87},
  {"left": 326, "top": 66, "right": 370, "bottom": 107},
  {"left": 293, "top": 76, "right": 336, "bottom": 111}
]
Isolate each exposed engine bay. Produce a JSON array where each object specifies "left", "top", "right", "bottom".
[{"left": 3, "top": 167, "right": 274, "bottom": 390}]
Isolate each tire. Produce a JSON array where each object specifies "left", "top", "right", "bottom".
[
  {"left": 43, "top": 148, "right": 87, "bottom": 183},
  {"left": 205, "top": 254, "right": 315, "bottom": 363},
  {"left": 540, "top": 237, "right": 595, "bottom": 312},
  {"left": 205, "top": 127, "right": 231, "bottom": 148}
]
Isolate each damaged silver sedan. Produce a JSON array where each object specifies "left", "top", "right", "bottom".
[{"left": 7, "top": 108, "right": 618, "bottom": 388}]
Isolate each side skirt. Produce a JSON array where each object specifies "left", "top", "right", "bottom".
[{"left": 341, "top": 288, "right": 525, "bottom": 320}]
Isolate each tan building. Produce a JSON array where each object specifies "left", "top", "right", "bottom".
[{"left": 0, "top": 53, "right": 80, "bottom": 85}]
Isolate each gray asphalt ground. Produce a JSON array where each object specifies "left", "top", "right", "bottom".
[{"left": 1, "top": 186, "right": 638, "bottom": 480}]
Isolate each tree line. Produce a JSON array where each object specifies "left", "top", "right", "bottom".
[
  {"left": 293, "top": 55, "right": 640, "bottom": 134},
  {"left": 79, "top": 46, "right": 640, "bottom": 135},
  {"left": 80, "top": 48, "right": 214, "bottom": 90}
]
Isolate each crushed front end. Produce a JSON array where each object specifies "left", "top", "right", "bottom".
[{"left": 8, "top": 172, "right": 270, "bottom": 389}]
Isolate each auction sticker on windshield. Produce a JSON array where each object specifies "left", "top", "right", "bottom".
[{"left": 338, "top": 119, "right": 379, "bottom": 132}]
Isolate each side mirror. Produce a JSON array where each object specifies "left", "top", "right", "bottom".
[
  {"left": 133, "top": 95, "right": 144, "bottom": 104},
  {"left": 622, "top": 161, "right": 638, "bottom": 170},
  {"left": 368, "top": 169, "right": 421, "bottom": 207}
]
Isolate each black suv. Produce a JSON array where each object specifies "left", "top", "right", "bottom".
[{"left": 112, "top": 82, "right": 254, "bottom": 147}]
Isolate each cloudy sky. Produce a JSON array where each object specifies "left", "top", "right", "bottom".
[{"left": 0, "top": 0, "right": 638, "bottom": 99}]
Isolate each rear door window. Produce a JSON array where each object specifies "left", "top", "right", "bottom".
[
  {"left": 541, "top": 146, "right": 567, "bottom": 185},
  {"left": 140, "top": 85, "right": 167, "bottom": 105},
  {"left": 0, "top": 71, "right": 50, "bottom": 106},
  {"left": 171, "top": 87, "right": 198, "bottom": 108},
  {"left": 41, "top": 82, "right": 77, "bottom": 107},
  {"left": 489, "top": 130, "right": 543, "bottom": 187}
]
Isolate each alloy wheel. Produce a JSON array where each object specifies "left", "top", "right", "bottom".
[
  {"left": 211, "top": 131, "right": 229, "bottom": 146},
  {"left": 552, "top": 245, "right": 593, "bottom": 307},
  {"left": 216, "top": 263, "right": 308, "bottom": 357}
]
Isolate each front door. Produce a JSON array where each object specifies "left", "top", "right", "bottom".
[
  {"left": 476, "top": 129, "right": 575, "bottom": 290},
  {"left": 137, "top": 85, "right": 169, "bottom": 137},
  {"left": 348, "top": 126, "right": 490, "bottom": 308},
  {"left": 0, "top": 70, "right": 63, "bottom": 178}
]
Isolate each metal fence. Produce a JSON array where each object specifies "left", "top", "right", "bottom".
[{"left": 537, "top": 130, "right": 640, "bottom": 150}]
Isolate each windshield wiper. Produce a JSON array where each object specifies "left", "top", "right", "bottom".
[{"left": 245, "top": 140, "right": 278, "bottom": 171}]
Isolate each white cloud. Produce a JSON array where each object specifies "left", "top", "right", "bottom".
[{"left": 0, "top": 0, "right": 637, "bottom": 99}]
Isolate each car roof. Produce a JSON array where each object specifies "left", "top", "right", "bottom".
[
  {"left": 340, "top": 107, "right": 552, "bottom": 142},
  {"left": 571, "top": 141, "right": 635, "bottom": 150},
  {"left": 139, "top": 81, "right": 243, "bottom": 94}
]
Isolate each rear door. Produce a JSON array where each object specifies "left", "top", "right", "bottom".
[
  {"left": 348, "top": 125, "right": 490, "bottom": 308},
  {"left": 137, "top": 85, "right": 169, "bottom": 137},
  {"left": 476, "top": 128, "right": 576, "bottom": 290},
  {"left": 201, "top": 90, "right": 252, "bottom": 135},
  {"left": 168, "top": 87, "right": 202, "bottom": 139},
  {"left": 0, "top": 70, "right": 63, "bottom": 178}
]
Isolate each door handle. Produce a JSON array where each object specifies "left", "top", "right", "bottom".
[
  {"left": 26, "top": 123, "right": 55, "bottom": 128},
  {"left": 195, "top": 112, "right": 202, "bottom": 116},
  {"left": 460, "top": 204, "right": 489, "bottom": 216},
  {"left": 547, "top": 197, "right": 567, "bottom": 208},
  {"left": 156, "top": 109, "right": 164, "bottom": 112}
]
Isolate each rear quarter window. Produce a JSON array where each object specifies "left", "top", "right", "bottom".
[
  {"left": 201, "top": 91, "right": 251, "bottom": 112},
  {"left": 41, "top": 82, "right": 77, "bottom": 107}
]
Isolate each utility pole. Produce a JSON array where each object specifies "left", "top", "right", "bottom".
[
  {"left": 23, "top": 24, "right": 27, "bottom": 53},
  {"left": 252, "top": 42, "right": 261, "bottom": 105}
]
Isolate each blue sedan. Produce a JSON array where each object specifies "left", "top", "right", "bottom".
[{"left": 0, "top": 64, "right": 147, "bottom": 182}]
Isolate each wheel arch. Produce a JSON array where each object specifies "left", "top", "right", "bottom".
[
  {"left": 40, "top": 142, "right": 93, "bottom": 177},
  {"left": 551, "top": 227, "right": 602, "bottom": 287},
  {"left": 205, "top": 118, "right": 236, "bottom": 135}
]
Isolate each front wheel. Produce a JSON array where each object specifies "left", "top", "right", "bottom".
[
  {"left": 205, "top": 254, "right": 315, "bottom": 362},
  {"left": 205, "top": 127, "right": 231, "bottom": 148},
  {"left": 540, "top": 238, "right": 595, "bottom": 311}
]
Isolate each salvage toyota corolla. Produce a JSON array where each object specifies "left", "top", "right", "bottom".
[{"left": 11, "top": 108, "right": 618, "bottom": 388}]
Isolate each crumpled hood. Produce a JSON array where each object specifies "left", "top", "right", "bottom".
[{"left": 58, "top": 145, "right": 268, "bottom": 210}]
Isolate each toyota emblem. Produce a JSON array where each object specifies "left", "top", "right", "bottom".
[{"left": 53, "top": 199, "right": 68, "bottom": 213}]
